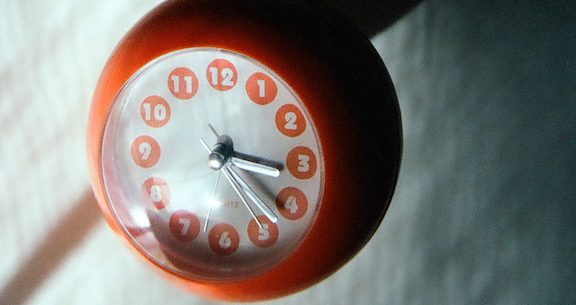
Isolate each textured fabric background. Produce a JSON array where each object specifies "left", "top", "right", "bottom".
[{"left": 0, "top": 0, "right": 574, "bottom": 304}]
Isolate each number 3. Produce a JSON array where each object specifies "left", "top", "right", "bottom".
[
  {"left": 297, "top": 154, "right": 310, "bottom": 172},
  {"left": 286, "top": 146, "right": 317, "bottom": 179}
]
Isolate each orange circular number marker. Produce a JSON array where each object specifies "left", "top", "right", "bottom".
[
  {"left": 275, "top": 104, "right": 306, "bottom": 137},
  {"left": 206, "top": 59, "right": 238, "bottom": 91},
  {"left": 140, "top": 96, "right": 171, "bottom": 128},
  {"left": 88, "top": 0, "right": 401, "bottom": 302},
  {"left": 246, "top": 72, "right": 278, "bottom": 105},
  {"left": 142, "top": 177, "right": 170, "bottom": 209},
  {"left": 130, "top": 135, "right": 161, "bottom": 168},
  {"left": 209, "top": 223, "right": 240, "bottom": 255},
  {"left": 276, "top": 187, "right": 308, "bottom": 220},
  {"left": 169, "top": 210, "right": 201, "bottom": 242},
  {"left": 247, "top": 216, "right": 279, "bottom": 248},
  {"left": 168, "top": 67, "right": 199, "bottom": 100}
]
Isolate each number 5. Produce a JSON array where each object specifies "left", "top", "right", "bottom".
[{"left": 258, "top": 223, "right": 270, "bottom": 241}]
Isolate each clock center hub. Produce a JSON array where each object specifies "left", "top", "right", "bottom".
[{"left": 207, "top": 135, "right": 234, "bottom": 170}]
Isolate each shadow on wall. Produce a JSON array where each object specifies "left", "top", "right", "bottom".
[{"left": 328, "top": 0, "right": 422, "bottom": 36}]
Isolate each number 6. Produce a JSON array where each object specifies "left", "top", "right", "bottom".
[{"left": 219, "top": 231, "right": 232, "bottom": 249}]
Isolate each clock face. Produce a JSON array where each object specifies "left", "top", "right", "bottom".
[{"left": 100, "top": 48, "right": 324, "bottom": 280}]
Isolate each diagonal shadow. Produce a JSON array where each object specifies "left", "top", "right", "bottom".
[
  {"left": 0, "top": 190, "right": 102, "bottom": 305},
  {"left": 328, "top": 0, "right": 423, "bottom": 36}
]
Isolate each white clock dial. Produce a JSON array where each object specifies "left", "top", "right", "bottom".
[{"left": 101, "top": 48, "right": 324, "bottom": 280}]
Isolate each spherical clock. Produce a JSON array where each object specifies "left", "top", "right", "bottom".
[{"left": 87, "top": 0, "right": 401, "bottom": 301}]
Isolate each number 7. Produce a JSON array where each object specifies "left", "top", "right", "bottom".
[{"left": 179, "top": 218, "right": 190, "bottom": 236}]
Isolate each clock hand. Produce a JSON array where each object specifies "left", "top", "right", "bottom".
[
  {"left": 206, "top": 124, "right": 281, "bottom": 177},
  {"left": 200, "top": 137, "right": 278, "bottom": 224},
  {"left": 220, "top": 164, "right": 264, "bottom": 229},
  {"left": 208, "top": 123, "right": 219, "bottom": 138},
  {"left": 224, "top": 165, "right": 278, "bottom": 223},
  {"left": 203, "top": 170, "right": 221, "bottom": 232},
  {"left": 231, "top": 156, "right": 280, "bottom": 177}
]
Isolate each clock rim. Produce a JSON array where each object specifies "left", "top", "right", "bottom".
[{"left": 87, "top": 0, "right": 402, "bottom": 301}]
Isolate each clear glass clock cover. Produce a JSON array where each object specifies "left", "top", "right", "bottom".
[{"left": 101, "top": 48, "right": 324, "bottom": 281}]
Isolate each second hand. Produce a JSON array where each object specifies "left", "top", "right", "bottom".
[{"left": 200, "top": 137, "right": 271, "bottom": 228}]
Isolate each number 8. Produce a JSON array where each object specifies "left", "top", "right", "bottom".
[{"left": 150, "top": 184, "right": 162, "bottom": 202}]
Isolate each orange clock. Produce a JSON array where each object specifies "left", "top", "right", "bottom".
[{"left": 87, "top": 0, "right": 401, "bottom": 301}]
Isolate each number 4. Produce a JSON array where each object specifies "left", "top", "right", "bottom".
[{"left": 284, "top": 195, "right": 298, "bottom": 214}]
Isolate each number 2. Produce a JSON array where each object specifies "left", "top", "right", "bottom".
[
  {"left": 284, "top": 112, "right": 298, "bottom": 130},
  {"left": 276, "top": 104, "right": 306, "bottom": 137}
]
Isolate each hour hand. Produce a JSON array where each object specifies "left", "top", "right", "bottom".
[{"left": 231, "top": 155, "right": 280, "bottom": 177}]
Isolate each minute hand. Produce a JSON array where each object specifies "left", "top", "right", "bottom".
[{"left": 224, "top": 165, "right": 278, "bottom": 223}]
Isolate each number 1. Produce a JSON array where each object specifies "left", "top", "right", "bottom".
[{"left": 257, "top": 79, "right": 266, "bottom": 97}]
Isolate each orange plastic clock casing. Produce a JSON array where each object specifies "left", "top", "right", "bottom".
[{"left": 87, "top": 0, "right": 401, "bottom": 301}]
